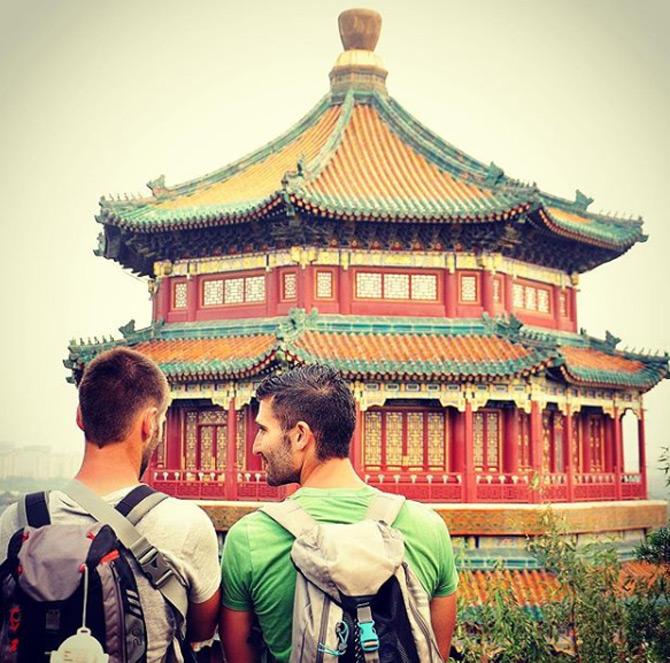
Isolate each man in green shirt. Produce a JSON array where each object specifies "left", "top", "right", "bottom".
[{"left": 220, "top": 365, "right": 458, "bottom": 662}]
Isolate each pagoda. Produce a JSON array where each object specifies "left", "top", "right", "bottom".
[{"left": 66, "top": 9, "right": 667, "bottom": 587}]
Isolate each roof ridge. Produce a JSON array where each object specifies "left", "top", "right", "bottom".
[{"left": 284, "top": 88, "right": 356, "bottom": 193}]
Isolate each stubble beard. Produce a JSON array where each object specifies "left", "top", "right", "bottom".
[
  {"left": 265, "top": 433, "right": 301, "bottom": 487},
  {"left": 139, "top": 429, "right": 160, "bottom": 479}
]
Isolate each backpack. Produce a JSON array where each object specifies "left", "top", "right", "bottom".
[
  {"left": 260, "top": 492, "right": 443, "bottom": 663},
  {"left": 0, "top": 481, "right": 190, "bottom": 663}
]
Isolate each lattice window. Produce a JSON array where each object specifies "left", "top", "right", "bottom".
[
  {"left": 542, "top": 412, "right": 552, "bottom": 473},
  {"left": 486, "top": 412, "right": 499, "bottom": 471},
  {"left": 185, "top": 412, "right": 198, "bottom": 470},
  {"left": 364, "top": 411, "right": 382, "bottom": 466},
  {"left": 525, "top": 286, "right": 537, "bottom": 311},
  {"left": 537, "top": 288, "right": 550, "bottom": 314},
  {"left": 236, "top": 409, "right": 247, "bottom": 470},
  {"left": 492, "top": 277, "right": 502, "bottom": 304},
  {"left": 572, "top": 414, "right": 582, "bottom": 472},
  {"left": 173, "top": 282, "right": 187, "bottom": 309},
  {"left": 473, "top": 412, "right": 485, "bottom": 467},
  {"left": 554, "top": 416, "right": 564, "bottom": 473},
  {"left": 512, "top": 283, "right": 524, "bottom": 308},
  {"left": 225, "top": 278, "right": 244, "bottom": 304},
  {"left": 356, "top": 272, "right": 383, "bottom": 299},
  {"left": 427, "top": 413, "right": 445, "bottom": 467},
  {"left": 199, "top": 410, "right": 226, "bottom": 425},
  {"left": 411, "top": 274, "right": 438, "bottom": 301},
  {"left": 216, "top": 424, "right": 227, "bottom": 471},
  {"left": 384, "top": 273, "right": 410, "bottom": 299},
  {"left": 245, "top": 276, "right": 266, "bottom": 303},
  {"left": 199, "top": 426, "right": 215, "bottom": 471},
  {"left": 518, "top": 411, "right": 531, "bottom": 469},
  {"left": 385, "top": 412, "right": 403, "bottom": 466},
  {"left": 282, "top": 272, "right": 297, "bottom": 300},
  {"left": 406, "top": 413, "right": 424, "bottom": 466},
  {"left": 589, "top": 416, "right": 604, "bottom": 472},
  {"left": 316, "top": 271, "right": 334, "bottom": 299},
  {"left": 460, "top": 275, "right": 477, "bottom": 302},
  {"left": 203, "top": 279, "right": 224, "bottom": 306}
]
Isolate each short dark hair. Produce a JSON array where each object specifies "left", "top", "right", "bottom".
[
  {"left": 255, "top": 364, "right": 356, "bottom": 460},
  {"left": 78, "top": 347, "right": 169, "bottom": 446}
]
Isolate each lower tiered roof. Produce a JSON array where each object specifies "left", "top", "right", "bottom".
[{"left": 65, "top": 311, "right": 668, "bottom": 391}]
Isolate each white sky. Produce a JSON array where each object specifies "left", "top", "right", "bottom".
[{"left": 0, "top": 0, "right": 668, "bottom": 494}]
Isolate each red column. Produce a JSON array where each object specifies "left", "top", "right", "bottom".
[
  {"left": 166, "top": 407, "right": 182, "bottom": 470},
  {"left": 452, "top": 408, "right": 465, "bottom": 473},
  {"left": 613, "top": 409, "right": 623, "bottom": 500},
  {"left": 266, "top": 270, "right": 278, "bottom": 316},
  {"left": 504, "top": 274, "right": 514, "bottom": 316},
  {"left": 564, "top": 408, "right": 575, "bottom": 502},
  {"left": 340, "top": 267, "right": 352, "bottom": 315},
  {"left": 303, "top": 266, "right": 315, "bottom": 311},
  {"left": 463, "top": 402, "right": 475, "bottom": 502},
  {"left": 445, "top": 271, "right": 457, "bottom": 318},
  {"left": 225, "top": 399, "right": 238, "bottom": 500},
  {"left": 504, "top": 408, "right": 519, "bottom": 474},
  {"left": 638, "top": 410, "right": 647, "bottom": 498},
  {"left": 529, "top": 401, "right": 542, "bottom": 503},
  {"left": 351, "top": 401, "right": 363, "bottom": 475},
  {"left": 481, "top": 270, "right": 494, "bottom": 316},
  {"left": 552, "top": 286, "right": 562, "bottom": 329},
  {"left": 604, "top": 415, "right": 614, "bottom": 472},
  {"left": 187, "top": 276, "right": 198, "bottom": 322},
  {"left": 569, "top": 287, "right": 578, "bottom": 332},
  {"left": 156, "top": 278, "right": 171, "bottom": 321}
]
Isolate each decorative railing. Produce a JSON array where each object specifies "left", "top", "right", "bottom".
[
  {"left": 149, "top": 469, "right": 645, "bottom": 502},
  {"left": 363, "top": 472, "right": 463, "bottom": 502}
]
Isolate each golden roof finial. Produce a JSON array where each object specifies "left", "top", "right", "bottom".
[{"left": 330, "top": 8, "right": 387, "bottom": 99}]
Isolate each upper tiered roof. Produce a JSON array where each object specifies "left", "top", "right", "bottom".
[{"left": 96, "top": 10, "right": 645, "bottom": 276}]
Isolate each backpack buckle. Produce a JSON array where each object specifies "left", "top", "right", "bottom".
[
  {"left": 358, "top": 620, "right": 379, "bottom": 653},
  {"left": 135, "top": 545, "right": 174, "bottom": 588}
]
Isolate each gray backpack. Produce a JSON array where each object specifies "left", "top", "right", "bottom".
[
  {"left": 0, "top": 481, "right": 190, "bottom": 663},
  {"left": 261, "top": 492, "right": 443, "bottom": 663}
]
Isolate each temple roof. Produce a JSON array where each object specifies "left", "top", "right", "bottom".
[
  {"left": 64, "top": 311, "right": 668, "bottom": 391},
  {"left": 96, "top": 11, "right": 645, "bottom": 275}
]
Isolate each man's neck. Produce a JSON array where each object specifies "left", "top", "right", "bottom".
[
  {"left": 299, "top": 457, "right": 366, "bottom": 490},
  {"left": 74, "top": 441, "right": 141, "bottom": 496}
]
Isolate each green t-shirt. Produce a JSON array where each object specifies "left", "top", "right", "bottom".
[{"left": 221, "top": 486, "right": 459, "bottom": 662}]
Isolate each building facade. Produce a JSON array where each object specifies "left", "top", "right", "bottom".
[{"left": 66, "top": 10, "right": 667, "bottom": 516}]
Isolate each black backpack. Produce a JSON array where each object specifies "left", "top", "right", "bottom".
[{"left": 0, "top": 481, "right": 190, "bottom": 662}]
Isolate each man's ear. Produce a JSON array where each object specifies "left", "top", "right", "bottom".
[
  {"left": 76, "top": 406, "right": 85, "bottom": 432},
  {"left": 140, "top": 406, "right": 159, "bottom": 441},
  {"left": 293, "top": 421, "right": 314, "bottom": 451}
]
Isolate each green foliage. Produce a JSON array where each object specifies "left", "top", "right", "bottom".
[{"left": 451, "top": 510, "right": 670, "bottom": 663}]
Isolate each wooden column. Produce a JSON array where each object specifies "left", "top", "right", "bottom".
[
  {"left": 529, "top": 401, "right": 542, "bottom": 503},
  {"left": 351, "top": 401, "right": 363, "bottom": 475},
  {"left": 612, "top": 408, "right": 623, "bottom": 500},
  {"left": 552, "top": 286, "right": 562, "bottom": 329},
  {"left": 186, "top": 276, "right": 198, "bottom": 322},
  {"left": 463, "top": 403, "right": 475, "bottom": 502},
  {"left": 265, "top": 270, "right": 278, "bottom": 316},
  {"left": 604, "top": 415, "right": 614, "bottom": 472},
  {"left": 156, "top": 278, "right": 171, "bottom": 321},
  {"left": 452, "top": 408, "right": 465, "bottom": 474},
  {"left": 481, "top": 270, "right": 494, "bottom": 316},
  {"left": 638, "top": 409, "right": 648, "bottom": 498},
  {"left": 564, "top": 408, "right": 575, "bottom": 502},
  {"left": 445, "top": 270, "right": 457, "bottom": 318},
  {"left": 225, "top": 399, "right": 238, "bottom": 500},
  {"left": 504, "top": 274, "right": 514, "bottom": 316},
  {"left": 340, "top": 267, "right": 352, "bottom": 315},
  {"left": 569, "top": 287, "right": 578, "bottom": 332},
  {"left": 504, "top": 408, "right": 519, "bottom": 474}
]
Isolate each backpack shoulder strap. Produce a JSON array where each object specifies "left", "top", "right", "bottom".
[
  {"left": 365, "top": 492, "right": 405, "bottom": 526},
  {"left": 61, "top": 480, "right": 187, "bottom": 624},
  {"left": 260, "top": 500, "right": 318, "bottom": 539},
  {"left": 115, "top": 484, "right": 169, "bottom": 526},
  {"left": 18, "top": 491, "right": 51, "bottom": 528}
]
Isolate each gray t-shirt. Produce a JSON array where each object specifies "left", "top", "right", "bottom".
[{"left": 0, "top": 486, "right": 221, "bottom": 661}]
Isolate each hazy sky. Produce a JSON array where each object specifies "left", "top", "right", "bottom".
[{"left": 0, "top": 0, "right": 668, "bottom": 491}]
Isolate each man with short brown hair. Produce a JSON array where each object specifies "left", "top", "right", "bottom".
[{"left": 0, "top": 347, "right": 221, "bottom": 659}]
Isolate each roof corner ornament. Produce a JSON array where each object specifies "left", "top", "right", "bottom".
[
  {"left": 147, "top": 174, "right": 167, "bottom": 198},
  {"left": 93, "top": 231, "right": 106, "bottom": 257},
  {"left": 573, "top": 189, "right": 593, "bottom": 212},
  {"left": 605, "top": 330, "right": 621, "bottom": 350},
  {"left": 485, "top": 162, "right": 504, "bottom": 186},
  {"left": 118, "top": 319, "right": 136, "bottom": 339}
]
